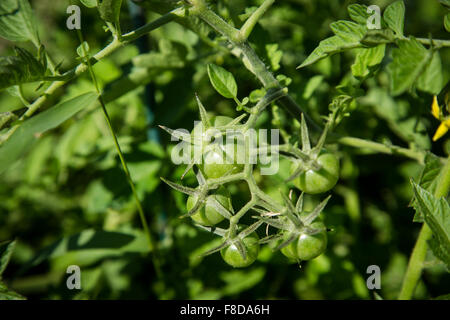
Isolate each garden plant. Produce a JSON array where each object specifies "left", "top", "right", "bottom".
[{"left": 0, "top": 0, "right": 449, "bottom": 300}]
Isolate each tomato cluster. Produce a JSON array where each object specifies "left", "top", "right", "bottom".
[{"left": 164, "top": 101, "right": 339, "bottom": 268}]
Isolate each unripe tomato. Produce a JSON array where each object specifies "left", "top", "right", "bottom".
[
  {"left": 192, "top": 116, "right": 244, "bottom": 179},
  {"left": 221, "top": 230, "right": 260, "bottom": 268},
  {"left": 280, "top": 221, "right": 327, "bottom": 261},
  {"left": 291, "top": 151, "right": 339, "bottom": 194},
  {"left": 186, "top": 186, "right": 231, "bottom": 226}
]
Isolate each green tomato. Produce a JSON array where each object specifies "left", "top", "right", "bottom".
[
  {"left": 221, "top": 230, "right": 260, "bottom": 268},
  {"left": 186, "top": 186, "right": 231, "bottom": 226},
  {"left": 280, "top": 221, "right": 327, "bottom": 261},
  {"left": 291, "top": 151, "right": 339, "bottom": 194},
  {"left": 192, "top": 116, "right": 244, "bottom": 179}
]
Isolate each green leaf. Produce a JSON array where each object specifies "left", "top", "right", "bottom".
[
  {"left": 97, "top": 0, "right": 122, "bottom": 23},
  {"left": 265, "top": 43, "right": 282, "bottom": 71},
  {"left": 411, "top": 153, "right": 443, "bottom": 222},
  {"left": 417, "top": 52, "right": 443, "bottom": 95},
  {"left": 439, "top": 0, "right": 450, "bottom": 10},
  {"left": 351, "top": 44, "right": 385, "bottom": 79},
  {"left": 0, "top": 240, "right": 16, "bottom": 277},
  {"left": 0, "top": 0, "right": 39, "bottom": 44},
  {"left": 21, "top": 229, "right": 150, "bottom": 272},
  {"left": 330, "top": 20, "right": 366, "bottom": 42},
  {"left": 360, "top": 29, "right": 396, "bottom": 46},
  {"left": 387, "top": 38, "right": 432, "bottom": 96},
  {"left": 347, "top": 4, "right": 370, "bottom": 25},
  {"left": 411, "top": 182, "right": 450, "bottom": 268},
  {"left": 0, "top": 92, "right": 98, "bottom": 175},
  {"left": 445, "top": 14, "right": 450, "bottom": 33},
  {"left": 0, "top": 282, "right": 25, "bottom": 300},
  {"left": 207, "top": 64, "right": 238, "bottom": 99},
  {"left": 383, "top": 0, "right": 405, "bottom": 36},
  {"left": 81, "top": 0, "right": 97, "bottom": 8},
  {"left": 298, "top": 36, "right": 355, "bottom": 69},
  {"left": 0, "top": 47, "right": 47, "bottom": 91},
  {"left": 299, "top": 21, "right": 365, "bottom": 69}
]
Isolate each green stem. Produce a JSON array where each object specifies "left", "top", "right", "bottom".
[
  {"left": 416, "top": 38, "right": 450, "bottom": 48},
  {"left": 398, "top": 156, "right": 450, "bottom": 300},
  {"left": 75, "top": 29, "right": 162, "bottom": 277},
  {"left": 191, "top": 1, "right": 319, "bottom": 129},
  {"left": 239, "top": 0, "right": 274, "bottom": 41},
  {"left": 336, "top": 136, "right": 426, "bottom": 163}
]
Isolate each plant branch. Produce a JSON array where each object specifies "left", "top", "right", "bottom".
[
  {"left": 239, "top": 0, "right": 274, "bottom": 41},
  {"left": 336, "top": 136, "right": 426, "bottom": 164},
  {"left": 190, "top": 0, "right": 319, "bottom": 130}
]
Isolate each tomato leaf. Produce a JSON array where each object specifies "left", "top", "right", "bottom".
[
  {"left": 0, "top": 92, "right": 98, "bottom": 175},
  {"left": 0, "top": 240, "right": 16, "bottom": 277},
  {"left": 383, "top": 0, "right": 405, "bottom": 36},
  {"left": 347, "top": 4, "right": 371, "bottom": 25},
  {"left": 417, "top": 52, "right": 444, "bottom": 95},
  {"left": 207, "top": 64, "right": 238, "bottom": 99},
  {"left": 387, "top": 37, "right": 432, "bottom": 96},
  {"left": 97, "top": 0, "right": 122, "bottom": 23},
  {"left": 0, "top": 47, "right": 47, "bottom": 91},
  {"left": 19, "top": 230, "right": 150, "bottom": 273},
  {"left": 410, "top": 153, "right": 443, "bottom": 222},
  {"left": 445, "top": 14, "right": 450, "bottom": 33},
  {"left": 351, "top": 44, "right": 385, "bottom": 80},
  {"left": 0, "top": 0, "right": 39, "bottom": 44},
  {"left": 411, "top": 182, "right": 450, "bottom": 269},
  {"left": 298, "top": 21, "right": 365, "bottom": 69},
  {"left": 0, "top": 282, "right": 26, "bottom": 300},
  {"left": 81, "top": 0, "right": 97, "bottom": 8}
]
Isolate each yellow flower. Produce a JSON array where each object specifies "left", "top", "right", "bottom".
[{"left": 431, "top": 95, "right": 450, "bottom": 141}]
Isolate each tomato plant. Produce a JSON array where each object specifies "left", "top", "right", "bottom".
[{"left": 0, "top": 0, "right": 449, "bottom": 301}]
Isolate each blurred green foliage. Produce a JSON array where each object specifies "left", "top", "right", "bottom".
[{"left": 0, "top": 0, "right": 449, "bottom": 299}]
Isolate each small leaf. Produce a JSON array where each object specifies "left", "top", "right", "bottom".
[
  {"left": 76, "top": 41, "right": 90, "bottom": 58},
  {"left": 0, "top": 0, "right": 40, "bottom": 44},
  {"left": 351, "top": 45, "right": 385, "bottom": 79},
  {"left": 445, "top": 14, "right": 450, "bottom": 33},
  {"left": 207, "top": 64, "right": 238, "bottom": 99},
  {"left": 195, "top": 94, "right": 211, "bottom": 128},
  {"left": 348, "top": 4, "right": 370, "bottom": 25},
  {"left": 97, "top": 0, "right": 122, "bottom": 23},
  {"left": 265, "top": 43, "right": 282, "bottom": 71},
  {"left": 0, "top": 47, "right": 47, "bottom": 91},
  {"left": 330, "top": 20, "right": 366, "bottom": 42},
  {"left": 81, "top": 0, "right": 97, "bottom": 8},
  {"left": 383, "top": 0, "right": 405, "bottom": 36},
  {"left": 298, "top": 36, "right": 355, "bottom": 68},
  {"left": 0, "top": 240, "right": 16, "bottom": 277},
  {"left": 0, "top": 92, "right": 98, "bottom": 174}
]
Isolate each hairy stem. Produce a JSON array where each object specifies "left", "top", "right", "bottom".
[
  {"left": 398, "top": 156, "right": 450, "bottom": 300},
  {"left": 336, "top": 136, "right": 426, "bottom": 163}
]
